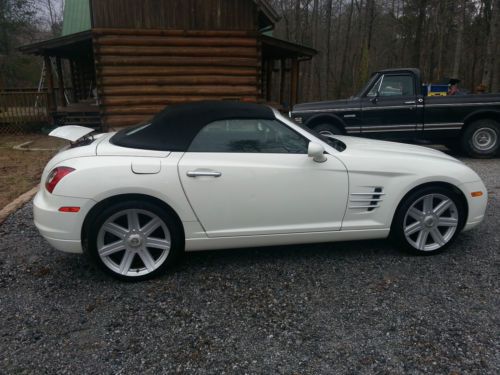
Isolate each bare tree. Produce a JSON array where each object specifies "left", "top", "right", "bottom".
[
  {"left": 37, "top": 0, "right": 64, "bottom": 36},
  {"left": 0, "top": 0, "right": 39, "bottom": 87},
  {"left": 452, "top": 0, "right": 467, "bottom": 78},
  {"left": 336, "top": 0, "right": 355, "bottom": 98},
  {"left": 482, "top": 0, "right": 500, "bottom": 91},
  {"left": 324, "top": 0, "right": 334, "bottom": 98},
  {"left": 306, "top": 0, "right": 319, "bottom": 100},
  {"left": 4, "top": 0, "right": 500, "bottom": 95}
]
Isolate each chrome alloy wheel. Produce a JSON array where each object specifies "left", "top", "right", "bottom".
[
  {"left": 97, "top": 209, "right": 171, "bottom": 277},
  {"left": 403, "top": 194, "right": 459, "bottom": 251},
  {"left": 472, "top": 127, "right": 498, "bottom": 151}
]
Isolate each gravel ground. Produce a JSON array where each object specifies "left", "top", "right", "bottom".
[{"left": 0, "top": 154, "right": 499, "bottom": 374}]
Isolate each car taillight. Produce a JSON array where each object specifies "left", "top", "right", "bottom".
[{"left": 45, "top": 167, "right": 75, "bottom": 193}]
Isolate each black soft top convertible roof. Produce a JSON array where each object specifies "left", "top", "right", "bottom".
[{"left": 111, "top": 101, "right": 276, "bottom": 152}]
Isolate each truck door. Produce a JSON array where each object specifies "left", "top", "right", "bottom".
[{"left": 360, "top": 73, "right": 420, "bottom": 140}]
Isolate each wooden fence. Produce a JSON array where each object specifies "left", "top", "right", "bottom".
[{"left": 0, "top": 90, "right": 50, "bottom": 134}]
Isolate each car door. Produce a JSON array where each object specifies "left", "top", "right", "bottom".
[
  {"left": 178, "top": 118, "right": 348, "bottom": 238},
  {"left": 361, "top": 73, "right": 420, "bottom": 140}
]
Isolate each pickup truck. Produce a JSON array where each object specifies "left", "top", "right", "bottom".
[{"left": 291, "top": 68, "right": 500, "bottom": 158}]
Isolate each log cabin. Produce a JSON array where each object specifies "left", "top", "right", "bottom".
[{"left": 20, "top": 0, "right": 316, "bottom": 130}]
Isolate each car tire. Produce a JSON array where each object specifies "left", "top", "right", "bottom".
[
  {"left": 391, "top": 186, "right": 466, "bottom": 255},
  {"left": 313, "top": 123, "right": 343, "bottom": 138},
  {"left": 84, "top": 200, "right": 183, "bottom": 281},
  {"left": 461, "top": 119, "right": 500, "bottom": 158}
]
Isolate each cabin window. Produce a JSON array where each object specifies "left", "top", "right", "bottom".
[{"left": 188, "top": 119, "right": 309, "bottom": 154}]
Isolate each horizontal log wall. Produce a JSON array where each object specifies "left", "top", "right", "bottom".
[
  {"left": 91, "top": 0, "right": 257, "bottom": 31},
  {"left": 93, "top": 29, "right": 260, "bottom": 129}
]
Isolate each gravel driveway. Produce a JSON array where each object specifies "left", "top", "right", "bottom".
[{"left": 1, "top": 155, "right": 499, "bottom": 374}]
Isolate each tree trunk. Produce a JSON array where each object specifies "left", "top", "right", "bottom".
[
  {"left": 294, "top": 0, "right": 301, "bottom": 43},
  {"left": 337, "top": 0, "right": 355, "bottom": 98},
  {"left": 358, "top": 0, "right": 375, "bottom": 89},
  {"left": 324, "top": 0, "right": 333, "bottom": 99},
  {"left": 482, "top": 0, "right": 500, "bottom": 91},
  {"left": 435, "top": 1, "right": 447, "bottom": 81},
  {"left": 307, "top": 0, "right": 319, "bottom": 101},
  {"left": 413, "top": 0, "right": 428, "bottom": 68},
  {"left": 452, "top": 0, "right": 467, "bottom": 78},
  {"left": 493, "top": 52, "right": 500, "bottom": 92}
]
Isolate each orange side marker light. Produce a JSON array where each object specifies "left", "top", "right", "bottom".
[{"left": 471, "top": 191, "right": 483, "bottom": 198}]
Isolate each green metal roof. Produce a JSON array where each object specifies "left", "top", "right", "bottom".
[{"left": 62, "top": 0, "right": 91, "bottom": 36}]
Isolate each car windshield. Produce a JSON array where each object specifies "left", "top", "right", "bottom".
[
  {"left": 316, "top": 132, "right": 347, "bottom": 151},
  {"left": 279, "top": 114, "right": 346, "bottom": 152},
  {"left": 302, "top": 126, "right": 347, "bottom": 152}
]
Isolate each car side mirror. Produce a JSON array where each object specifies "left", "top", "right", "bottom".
[
  {"left": 370, "top": 92, "right": 379, "bottom": 104},
  {"left": 308, "top": 142, "right": 327, "bottom": 163}
]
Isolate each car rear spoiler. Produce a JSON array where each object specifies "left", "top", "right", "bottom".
[{"left": 49, "top": 126, "right": 95, "bottom": 142}]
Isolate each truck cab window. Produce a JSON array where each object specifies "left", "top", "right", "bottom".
[
  {"left": 367, "top": 74, "right": 415, "bottom": 97},
  {"left": 367, "top": 75, "right": 383, "bottom": 97}
]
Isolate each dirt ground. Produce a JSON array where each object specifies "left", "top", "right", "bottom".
[{"left": 0, "top": 134, "right": 66, "bottom": 209}]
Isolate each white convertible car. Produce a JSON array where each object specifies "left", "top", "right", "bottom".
[{"left": 34, "top": 101, "right": 488, "bottom": 281}]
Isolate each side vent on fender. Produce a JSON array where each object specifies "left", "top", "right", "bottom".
[{"left": 349, "top": 187, "right": 385, "bottom": 212}]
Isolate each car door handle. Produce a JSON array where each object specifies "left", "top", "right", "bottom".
[
  {"left": 186, "top": 170, "right": 222, "bottom": 178},
  {"left": 404, "top": 100, "right": 416, "bottom": 104}
]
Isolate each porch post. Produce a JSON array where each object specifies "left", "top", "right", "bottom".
[
  {"left": 69, "top": 60, "right": 77, "bottom": 102},
  {"left": 266, "top": 59, "right": 273, "bottom": 102},
  {"left": 290, "top": 58, "right": 299, "bottom": 107},
  {"left": 279, "top": 59, "right": 286, "bottom": 106},
  {"left": 44, "top": 55, "right": 57, "bottom": 112},
  {"left": 55, "top": 57, "right": 66, "bottom": 107}
]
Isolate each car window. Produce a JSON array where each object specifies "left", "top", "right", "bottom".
[
  {"left": 378, "top": 75, "right": 415, "bottom": 97},
  {"left": 188, "top": 119, "right": 309, "bottom": 154}
]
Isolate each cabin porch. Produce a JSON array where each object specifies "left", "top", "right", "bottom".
[
  {"left": 20, "top": 29, "right": 315, "bottom": 131},
  {"left": 19, "top": 31, "right": 101, "bottom": 129}
]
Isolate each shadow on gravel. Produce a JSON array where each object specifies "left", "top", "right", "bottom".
[
  {"left": 180, "top": 239, "right": 402, "bottom": 270},
  {"left": 49, "top": 239, "right": 404, "bottom": 283}
]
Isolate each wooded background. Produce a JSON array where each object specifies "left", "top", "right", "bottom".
[
  {"left": 270, "top": 0, "right": 500, "bottom": 100},
  {"left": 1, "top": 0, "right": 500, "bottom": 101},
  {"left": 0, "top": 0, "right": 64, "bottom": 87}
]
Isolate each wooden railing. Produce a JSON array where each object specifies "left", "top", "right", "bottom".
[{"left": 0, "top": 90, "right": 50, "bottom": 133}]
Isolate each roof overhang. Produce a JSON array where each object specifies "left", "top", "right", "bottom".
[
  {"left": 254, "top": 0, "right": 280, "bottom": 28},
  {"left": 261, "top": 35, "right": 317, "bottom": 60},
  {"left": 19, "top": 31, "right": 92, "bottom": 58}
]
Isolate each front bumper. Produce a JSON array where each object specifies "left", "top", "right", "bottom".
[
  {"left": 33, "top": 189, "right": 96, "bottom": 254},
  {"left": 460, "top": 180, "right": 488, "bottom": 231}
]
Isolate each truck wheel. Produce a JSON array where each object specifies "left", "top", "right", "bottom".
[
  {"left": 313, "top": 123, "right": 343, "bottom": 138},
  {"left": 461, "top": 119, "right": 499, "bottom": 158}
]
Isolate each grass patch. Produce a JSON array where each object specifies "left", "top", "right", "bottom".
[{"left": 0, "top": 135, "right": 67, "bottom": 209}]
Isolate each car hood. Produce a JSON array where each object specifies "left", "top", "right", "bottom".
[
  {"left": 333, "top": 135, "right": 456, "bottom": 161},
  {"left": 330, "top": 136, "right": 481, "bottom": 187}
]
